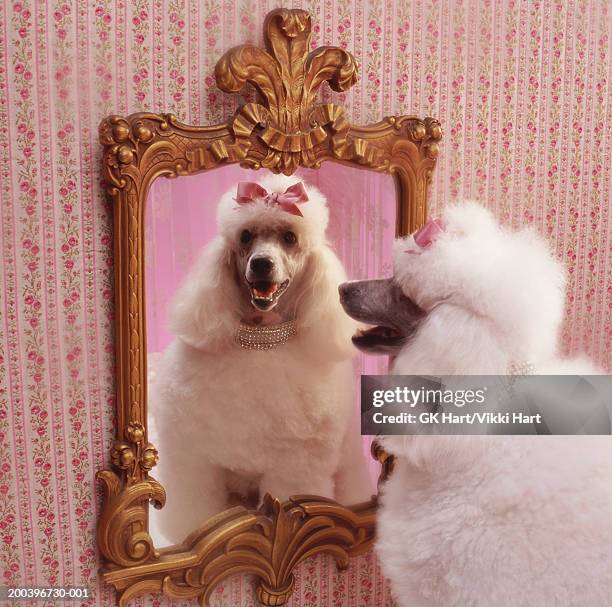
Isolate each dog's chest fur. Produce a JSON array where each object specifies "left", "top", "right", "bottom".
[{"left": 152, "top": 338, "right": 353, "bottom": 472}]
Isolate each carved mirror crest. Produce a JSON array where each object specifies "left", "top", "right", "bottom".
[{"left": 97, "top": 8, "right": 441, "bottom": 606}]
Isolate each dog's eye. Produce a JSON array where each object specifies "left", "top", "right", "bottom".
[
  {"left": 283, "top": 231, "right": 297, "bottom": 245},
  {"left": 240, "top": 229, "right": 253, "bottom": 244}
]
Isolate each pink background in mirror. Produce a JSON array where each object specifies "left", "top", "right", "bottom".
[{"left": 146, "top": 163, "right": 397, "bottom": 485}]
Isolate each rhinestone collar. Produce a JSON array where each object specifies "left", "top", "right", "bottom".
[
  {"left": 508, "top": 360, "right": 536, "bottom": 375},
  {"left": 236, "top": 320, "right": 297, "bottom": 351}
]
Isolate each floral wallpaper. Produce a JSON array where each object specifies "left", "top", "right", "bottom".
[{"left": 0, "top": 1, "right": 609, "bottom": 606}]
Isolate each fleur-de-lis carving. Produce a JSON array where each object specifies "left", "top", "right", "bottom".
[
  {"left": 216, "top": 9, "right": 358, "bottom": 132},
  {"left": 215, "top": 8, "right": 359, "bottom": 174}
]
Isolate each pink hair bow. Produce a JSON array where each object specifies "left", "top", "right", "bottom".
[
  {"left": 405, "top": 217, "right": 445, "bottom": 253},
  {"left": 235, "top": 182, "right": 309, "bottom": 217}
]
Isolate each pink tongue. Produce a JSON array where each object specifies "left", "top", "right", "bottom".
[{"left": 254, "top": 283, "right": 278, "bottom": 297}]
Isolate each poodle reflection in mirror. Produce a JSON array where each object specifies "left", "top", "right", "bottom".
[{"left": 149, "top": 174, "right": 370, "bottom": 545}]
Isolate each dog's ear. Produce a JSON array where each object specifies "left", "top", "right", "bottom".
[
  {"left": 168, "top": 237, "right": 240, "bottom": 350},
  {"left": 294, "top": 246, "right": 357, "bottom": 361}
]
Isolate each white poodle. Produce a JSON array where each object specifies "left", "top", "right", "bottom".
[
  {"left": 149, "top": 174, "right": 370, "bottom": 545},
  {"left": 340, "top": 202, "right": 612, "bottom": 607}
]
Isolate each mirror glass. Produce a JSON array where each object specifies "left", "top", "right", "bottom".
[{"left": 146, "top": 163, "right": 396, "bottom": 547}]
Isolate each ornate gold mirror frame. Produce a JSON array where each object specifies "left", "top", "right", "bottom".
[{"left": 96, "top": 8, "right": 441, "bottom": 606}]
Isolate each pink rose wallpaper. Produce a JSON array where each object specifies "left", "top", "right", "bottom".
[{"left": 0, "top": 0, "right": 609, "bottom": 605}]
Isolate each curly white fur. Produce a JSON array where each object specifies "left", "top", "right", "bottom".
[
  {"left": 149, "top": 175, "right": 370, "bottom": 545},
  {"left": 376, "top": 202, "right": 612, "bottom": 606}
]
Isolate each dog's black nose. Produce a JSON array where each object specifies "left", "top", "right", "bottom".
[
  {"left": 339, "top": 281, "right": 361, "bottom": 301},
  {"left": 338, "top": 282, "right": 352, "bottom": 302},
  {"left": 250, "top": 256, "right": 274, "bottom": 276}
]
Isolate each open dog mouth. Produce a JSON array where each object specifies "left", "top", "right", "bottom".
[
  {"left": 352, "top": 325, "right": 406, "bottom": 350},
  {"left": 339, "top": 278, "right": 425, "bottom": 353},
  {"left": 248, "top": 279, "right": 290, "bottom": 310}
]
